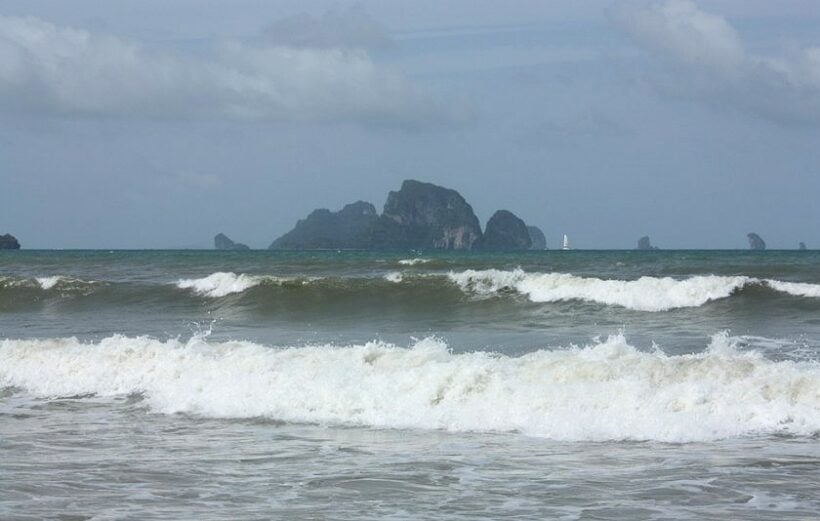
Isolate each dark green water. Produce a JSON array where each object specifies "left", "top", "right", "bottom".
[{"left": 2, "top": 249, "right": 819, "bottom": 352}]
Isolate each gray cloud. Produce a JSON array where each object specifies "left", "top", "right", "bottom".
[
  {"left": 0, "top": 15, "right": 462, "bottom": 128},
  {"left": 262, "top": 5, "right": 392, "bottom": 50},
  {"left": 611, "top": 0, "right": 820, "bottom": 125}
]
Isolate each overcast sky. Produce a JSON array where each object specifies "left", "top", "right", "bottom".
[{"left": 1, "top": 0, "right": 819, "bottom": 249}]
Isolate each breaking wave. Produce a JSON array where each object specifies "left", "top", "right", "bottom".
[
  {"left": 2, "top": 271, "right": 819, "bottom": 312},
  {"left": 175, "top": 272, "right": 291, "bottom": 298},
  {"left": 448, "top": 269, "right": 820, "bottom": 311},
  {"left": 2, "top": 332, "right": 819, "bottom": 442},
  {"left": 398, "top": 258, "right": 431, "bottom": 266},
  {"left": 0, "top": 275, "right": 100, "bottom": 293}
]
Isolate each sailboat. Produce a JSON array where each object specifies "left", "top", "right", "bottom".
[{"left": 562, "top": 234, "right": 571, "bottom": 250}]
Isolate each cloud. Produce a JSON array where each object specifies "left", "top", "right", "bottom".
[
  {"left": 0, "top": 15, "right": 464, "bottom": 128},
  {"left": 611, "top": 0, "right": 820, "bottom": 126},
  {"left": 262, "top": 5, "right": 392, "bottom": 50}
]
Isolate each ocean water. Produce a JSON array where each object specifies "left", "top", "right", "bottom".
[{"left": 1, "top": 249, "right": 820, "bottom": 520}]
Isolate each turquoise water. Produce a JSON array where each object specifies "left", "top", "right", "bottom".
[{"left": 2, "top": 250, "right": 820, "bottom": 519}]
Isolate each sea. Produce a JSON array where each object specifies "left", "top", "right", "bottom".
[{"left": 1, "top": 249, "right": 820, "bottom": 520}]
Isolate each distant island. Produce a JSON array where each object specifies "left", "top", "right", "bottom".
[
  {"left": 214, "top": 233, "right": 250, "bottom": 251},
  {"left": 636, "top": 236, "right": 659, "bottom": 250},
  {"left": 269, "top": 179, "right": 547, "bottom": 251},
  {"left": 747, "top": 233, "right": 766, "bottom": 250},
  {"left": 0, "top": 233, "right": 20, "bottom": 250}
]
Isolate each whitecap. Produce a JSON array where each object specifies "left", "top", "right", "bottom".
[{"left": 2, "top": 332, "right": 819, "bottom": 442}]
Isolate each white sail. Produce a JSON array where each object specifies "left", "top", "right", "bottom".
[{"left": 562, "top": 234, "right": 570, "bottom": 250}]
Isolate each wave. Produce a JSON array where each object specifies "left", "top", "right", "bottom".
[
  {"left": 448, "top": 269, "right": 820, "bottom": 311},
  {"left": 2, "top": 333, "right": 819, "bottom": 442},
  {"left": 175, "top": 272, "right": 289, "bottom": 297},
  {"left": 398, "top": 258, "right": 431, "bottom": 266},
  {"left": 765, "top": 279, "right": 820, "bottom": 298},
  {"left": 0, "top": 275, "right": 100, "bottom": 293},
  {"left": 3, "top": 271, "right": 819, "bottom": 312}
]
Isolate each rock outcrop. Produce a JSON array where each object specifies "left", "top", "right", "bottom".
[
  {"left": 476, "top": 210, "right": 532, "bottom": 251},
  {"left": 270, "top": 201, "right": 378, "bottom": 250},
  {"left": 527, "top": 226, "right": 547, "bottom": 250},
  {"left": 799, "top": 242, "right": 807, "bottom": 251},
  {"left": 214, "top": 233, "right": 250, "bottom": 251},
  {"left": 369, "top": 180, "right": 482, "bottom": 250},
  {"left": 0, "top": 233, "right": 20, "bottom": 250},
  {"left": 747, "top": 233, "right": 766, "bottom": 251},
  {"left": 637, "top": 236, "right": 659, "bottom": 250}
]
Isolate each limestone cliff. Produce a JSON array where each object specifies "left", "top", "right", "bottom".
[{"left": 369, "top": 180, "right": 482, "bottom": 250}]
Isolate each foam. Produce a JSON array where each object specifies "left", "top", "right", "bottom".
[
  {"left": 398, "top": 258, "right": 431, "bottom": 266},
  {"left": 176, "top": 272, "right": 277, "bottom": 297},
  {"left": 447, "top": 269, "right": 757, "bottom": 311},
  {"left": 384, "top": 272, "right": 403, "bottom": 283},
  {"left": 2, "top": 333, "right": 819, "bottom": 442},
  {"left": 765, "top": 279, "right": 820, "bottom": 298},
  {"left": 36, "top": 276, "right": 66, "bottom": 290}
]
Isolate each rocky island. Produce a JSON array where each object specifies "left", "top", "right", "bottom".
[
  {"left": 637, "top": 236, "right": 659, "bottom": 250},
  {"left": 270, "top": 201, "right": 378, "bottom": 250},
  {"left": 747, "top": 233, "right": 766, "bottom": 251},
  {"left": 214, "top": 233, "right": 250, "bottom": 251},
  {"left": 0, "top": 233, "right": 20, "bottom": 249},
  {"left": 476, "top": 210, "right": 532, "bottom": 251},
  {"left": 527, "top": 226, "right": 547, "bottom": 250},
  {"left": 269, "top": 180, "right": 546, "bottom": 251}
]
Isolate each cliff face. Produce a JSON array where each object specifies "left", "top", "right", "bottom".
[
  {"left": 476, "top": 210, "right": 531, "bottom": 251},
  {"left": 747, "top": 233, "right": 766, "bottom": 251},
  {"left": 527, "top": 226, "right": 547, "bottom": 250},
  {"left": 214, "top": 233, "right": 250, "bottom": 251},
  {"left": 0, "top": 234, "right": 20, "bottom": 250},
  {"left": 270, "top": 201, "right": 378, "bottom": 250},
  {"left": 370, "top": 180, "right": 482, "bottom": 250}
]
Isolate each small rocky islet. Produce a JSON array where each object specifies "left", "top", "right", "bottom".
[{"left": 0, "top": 233, "right": 21, "bottom": 250}]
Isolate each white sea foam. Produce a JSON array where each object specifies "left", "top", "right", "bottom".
[
  {"left": 448, "top": 269, "right": 755, "bottom": 311},
  {"left": 0, "top": 275, "right": 92, "bottom": 290},
  {"left": 2, "top": 333, "right": 819, "bottom": 442},
  {"left": 35, "top": 276, "right": 66, "bottom": 290},
  {"left": 398, "top": 258, "right": 431, "bottom": 266},
  {"left": 765, "top": 279, "right": 820, "bottom": 298},
  {"left": 384, "top": 271, "right": 403, "bottom": 283},
  {"left": 176, "top": 272, "right": 275, "bottom": 297}
]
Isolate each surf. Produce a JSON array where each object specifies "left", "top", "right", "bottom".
[{"left": 2, "top": 332, "right": 819, "bottom": 442}]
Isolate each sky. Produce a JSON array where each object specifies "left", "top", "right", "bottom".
[{"left": 1, "top": 0, "right": 819, "bottom": 249}]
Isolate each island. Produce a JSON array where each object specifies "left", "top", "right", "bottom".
[
  {"left": 270, "top": 201, "right": 378, "bottom": 250},
  {"left": 747, "top": 233, "right": 766, "bottom": 251},
  {"left": 527, "top": 226, "right": 547, "bottom": 250},
  {"left": 637, "top": 236, "right": 659, "bottom": 250},
  {"left": 269, "top": 180, "right": 547, "bottom": 251},
  {"left": 0, "top": 233, "right": 20, "bottom": 250},
  {"left": 214, "top": 233, "right": 250, "bottom": 251},
  {"left": 476, "top": 210, "right": 532, "bottom": 251}
]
